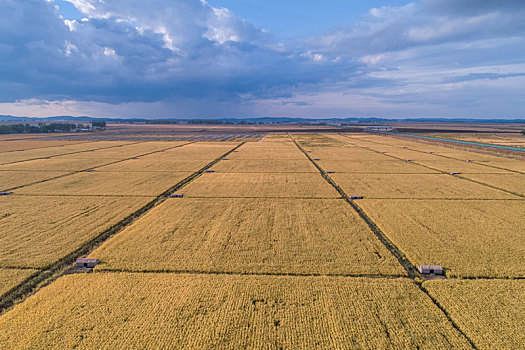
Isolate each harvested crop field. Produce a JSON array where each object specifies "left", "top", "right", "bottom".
[
  {"left": 0, "top": 195, "right": 152, "bottom": 268},
  {"left": 358, "top": 199, "right": 525, "bottom": 278},
  {"left": 0, "top": 273, "right": 470, "bottom": 349},
  {"left": 0, "top": 269, "right": 38, "bottom": 296},
  {"left": 16, "top": 170, "right": 192, "bottom": 196},
  {"left": 182, "top": 172, "right": 340, "bottom": 198},
  {"left": 425, "top": 279, "right": 525, "bottom": 349},
  {"left": 90, "top": 198, "right": 405, "bottom": 275}
]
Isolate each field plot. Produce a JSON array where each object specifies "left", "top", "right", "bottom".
[
  {"left": 0, "top": 170, "right": 69, "bottom": 191},
  {"left": 91, "top": 198, "right": 404, "bottom": 275},
  {"left": 0, "top": 141, "right": 132, "bottom": 164},
  {"left": 460, "top": 173, "right": 525, "bottom": 196},
  {"left": 97, "top": 157, "right": 209, "bottom": 172},
  {"left": 412, "top": 158, "right": 512, "bottom": 173},
  {"left": 306, "top": 146, "right": 388, "bottom": 160},
  {"left": 0, "top": 196, "right": 152, "bottom": 268},
  {"left": 158, "top": 142, "right": 240, "bottom": 159},
  {"left": 318, "top": 159, "right": 438, "bottom": 174},
  {"left": 0, "top": 140, "right": 89, "bottom": 153},
  {"left": 425, "top": 279, "right": 525, "bottom": 349},
  {"left": 212, "top": 159, "right": 317, "bottom": 173},
  {"left": 0, "top": 269, "right": 38, "bottom": 296},
  {"left": 0, "top": 157, "right": 116, "bottom": 172},
  {"left": 0, "top": 273, "right": 470, "bottom": 349},
  {"left": 330, "top": 173, "right": 516, "bottom": 199},
  {"left": 294, "top": 133, "right": 346, "bottom": 147},
  {"left": 182, "top": 172, "right": 339, "bottom": 198},
  {"left": 53, "top": 141, "right": 181, "bottom": 160},
  {"left": 16, "top": 170, "right": 192, "bottom": 196},
  {"left": 358, "top": 199, "right": 525, "bottom": 278},
  {"left": 227, "top": 145, "right": 306, "bottom": 160},
  {"left": 475, "top": 159, "right": 525, "bottom": 173}
]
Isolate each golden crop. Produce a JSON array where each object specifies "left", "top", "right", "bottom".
[
  {"left": 0, "top": 141, "right": 132, "bottom": 164},
  {"left": 182, "top": 172, "right": 340, "bottom": 198},
  {"left": 0, "top": 140, "right": 90, "bottom": 153},
  {"left": 90, "top": 198, "right": 405, "bottom": 276},
  {"left": 212, "top": 159, "right": 317, "bottom": 173},
  {"left": 460, "top": 173, "right": 524, "bottom": 196},
  {"left": 0, "top": 268, "right": 37, "bottom": 296},
  {"left": 16, "top": 170, "right": 192, "bottom": 196},
  {"left": 0, "top": 170, "right": 69, "bottom": 191},
  {"left": 425, "top": 279, "right": 525, "bottom": 349},
  {"left": 330, "top": 173, "right": 516, "bottom": 199},
  {"left": 0, "top": 195, "right": 152, "bottom": 268},
  {"left": 358, "top": 199, "right": 525, "bottom": 278},
  {"left": 0, "top": 274, "right": 471, "bottom": 349}
]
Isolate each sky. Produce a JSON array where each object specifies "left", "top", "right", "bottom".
[{"left": 0, "top": 0, "right": 524, "bottom": 119}]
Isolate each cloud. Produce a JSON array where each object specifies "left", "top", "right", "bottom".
[{"left": 1, "top": 0, "right": 524, "bottom": 118}]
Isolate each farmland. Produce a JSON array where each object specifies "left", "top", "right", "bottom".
[
  {"left": 0, "top": 128, "right": 523, "bottom": 349},
  {"left": 0, "top": 274, "right": 470, "bottom": 349},
  {"left": 425, "top": 280, "right": 525, "bottom": 349},
  {"left": 90, "top": 198, "right": 405, "bottom": 275}
]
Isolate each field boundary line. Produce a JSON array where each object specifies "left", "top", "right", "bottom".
[
  {"left": 1, "top": 141, "right": 197, "bottom": 192},
  {"left": 94, "top": 268, "right": 407, "bottom": 279},
  {"left": 289, "top": 133, "right": 478, "bottom": 349},
  {"left": 0, "top": 142, "right": 245, "bottom": 315},
  {"left": 336, "top": 134, "right": 524, "bottom": 199},
  {"left": 0, "top": 140, "right": 145, "bottom": 166}
]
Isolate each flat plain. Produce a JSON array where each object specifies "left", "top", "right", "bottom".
[{"left": 0, "top": 129, "right": 523, "bottom": 349}]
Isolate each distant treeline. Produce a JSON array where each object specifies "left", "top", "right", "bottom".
[
  {"left": 145, "top": 120, "right": 255, "bottom": 125},
  {"left": 0, "top": 123, "right": 87, "bottom": 134}
]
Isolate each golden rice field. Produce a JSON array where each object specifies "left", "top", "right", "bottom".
[
  {"left": 227, "top": 146, "right": 306, "bottom": 160},
  {"left": 0, "top": 269, "right": 38, "bottom": 296},
  {"left": 425, "top": 279, "right": 525, "bottom": 349},
  {"left": 212, "top": 159, "right": 317, "bottom": 172},
  {"left": 330, "top": 173, "right": 517, "bottom": 199},
  {"left": 0, "top": 140, "right": 89, "bottom": 152},
  {"left": 0, "top": 141, "right": 132, "bottom": 164},
  {"left": 182, "top": 172, "right": 340, "bottom": 198},
  {"left": 90, "top": 198, "right": 405, "bottom": 275},
  {"left": 0, "top": 195, "right": 152, "bottom": 268},
  {"left": 0, "top": 132, "right": 522, "bottom": 349},
  {"left": 0, "top": 170, "right": 69, "bottom": 191},
  {"left": 318, "top": 158, "right": 438, "bottom": 173},
  {"left": 358, "top": 199, "right": 525, "bottom": 278},
  {"left": 0, "top": 156, "right": 120, "bottom": 171},
  {"left": 53, "top": 141, "right": 181, "bottom": 160},
  {"left": 0, "top": 273, "right": 471, "bottom": 349},
  {"left": 460, "top": 173, "right": 525, "bottom": 196},
  {"left": 16, "top": 170, "right": 192, "bottom": 196}
]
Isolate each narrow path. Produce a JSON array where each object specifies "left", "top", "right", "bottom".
[{"left": 0, "top": 142, "right": 245, "bottom": 314}]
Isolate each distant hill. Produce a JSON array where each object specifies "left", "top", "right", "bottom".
[{"left": 1, "top": 115, "right": 524, "bottom": 124}]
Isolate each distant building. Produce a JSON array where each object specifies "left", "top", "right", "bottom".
[
  {"left": 76, "top": 258, "right": 99, "bottom": 268},
  {"left": 418, "top": 265, "right": 443, "bottom": 275}
]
